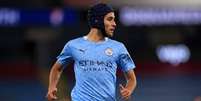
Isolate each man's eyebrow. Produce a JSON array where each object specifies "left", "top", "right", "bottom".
[{"left": 107, "top": 16, "right": 115, "bottom": 19}]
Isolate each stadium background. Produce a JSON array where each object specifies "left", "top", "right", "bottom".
[{"left": 0, "top": 0, "right": 201, "bottom": 101}]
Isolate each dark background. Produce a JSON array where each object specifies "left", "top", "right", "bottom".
[{"left": 0, "top": 0, "right": 201, "bottom": 101}]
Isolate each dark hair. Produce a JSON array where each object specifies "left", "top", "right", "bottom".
[{"left": 87, "top": 3, "right": 114, "bottom": 30}]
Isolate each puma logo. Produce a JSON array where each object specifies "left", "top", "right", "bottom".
[{"left": 78, "top": 49, "right": 86, "bottom": 53}]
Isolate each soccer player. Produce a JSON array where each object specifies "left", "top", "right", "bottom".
[{"left": 46, "top": 3, "right": 137, "bottom": 101}]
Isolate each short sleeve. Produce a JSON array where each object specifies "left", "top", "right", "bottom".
[
  {"left": 117, "top": 43, "right": 136, "bottom": 72},
  {"left": 56, "top": 42, "right": 73, "bottom": 69}
]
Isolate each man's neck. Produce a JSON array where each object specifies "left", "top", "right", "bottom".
[{"left": 86, "top": 28, "right": 105, "bottom": 42}]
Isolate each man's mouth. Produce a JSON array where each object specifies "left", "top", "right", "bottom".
[{"left": 110, "top": 28, "right": 115, "bottom": 32}]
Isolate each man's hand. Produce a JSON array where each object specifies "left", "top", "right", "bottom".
[
  {"left": 46, "top": 87, "right": 58, "bottom": 101},
  {"left": 119, "top": 84, "right": 132, "bottom": 100}
]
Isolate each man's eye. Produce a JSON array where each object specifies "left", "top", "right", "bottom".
[{"left": 108, "top": 18, "right": 113, "bottom": 21}]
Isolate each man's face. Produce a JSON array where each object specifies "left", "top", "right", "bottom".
[{"left": 104, "top": 12, "right": 116, "bottom": 37}]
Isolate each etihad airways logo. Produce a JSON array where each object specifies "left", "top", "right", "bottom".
[
  {"left": 79, "top": 60, "right": 113, "bottom": 68},
  {"left": 78, "top": 60, "right": 113, "bottom": 72}
]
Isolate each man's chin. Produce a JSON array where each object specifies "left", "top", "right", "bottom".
[{"left": 106, "top": 33, "right": 113, "bottom": 37}]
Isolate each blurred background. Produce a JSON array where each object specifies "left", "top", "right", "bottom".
[{"left": 0, "top": 0, "right": 201, "bottom": 101}]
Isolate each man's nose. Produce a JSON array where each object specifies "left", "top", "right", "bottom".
[{"left": 112, "top": 21, "right": 116, "bottom": 27}]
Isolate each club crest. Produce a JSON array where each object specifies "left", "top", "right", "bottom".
[{"left": 105, "top": 48, "right": 113, "bottom": 56}]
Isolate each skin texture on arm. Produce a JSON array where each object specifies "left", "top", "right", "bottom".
[
  {"left": 46, "top": 61, "right": 63, "bottom": 101},
  {"left": 120, "top": 69, "right": 137, "bottom": 100}
]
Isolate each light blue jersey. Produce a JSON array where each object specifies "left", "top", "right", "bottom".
[{"left": 57, "top": 36, "right": 136, "bottom": 101}]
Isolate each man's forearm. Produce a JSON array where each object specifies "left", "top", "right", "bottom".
[
  {"left": 48, "top": 62, "right": 63, "bottom": 90},
  {"left": 125, "top": 76, "right": 136, "bottom": 92},
  {"left": 125, "top": 70, "right": 137, "bottom": 92}
]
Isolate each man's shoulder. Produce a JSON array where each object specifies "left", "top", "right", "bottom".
[
  {"left": 108, "top": 38, "right": 124, "bottom": 46},
  {"left": 67, "top": 37, "right": 84, "bottom": 45},
  {"left": 63, "top": 37, "right": 84, "bottom": 48}
]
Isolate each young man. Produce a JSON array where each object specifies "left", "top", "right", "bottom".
[{"left": 47, "top": 3, "right": 137, "bottom": 101}]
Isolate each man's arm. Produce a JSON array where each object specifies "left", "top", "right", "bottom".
[
  {"left": 46, "top": 61, "right": 63, "bottom": 101},
  {"left": 120, "top": 69, "right": 137, "bottom": 100}
]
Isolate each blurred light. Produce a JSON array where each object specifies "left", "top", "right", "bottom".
[
  {"left": 50, "top": 8, "right": 64, "bottom": 26},
  {"left": 0, "top": 8, "right": 20, "bottom": 26},
  {"left": 156, "top": 44, "right": 190, "bottom": 66},
  {"left": 120, "top": 7, "right": 201, "bottom": 26},
  {"left": 0, "top": 8, "right": 78, "bottom": 26}
]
